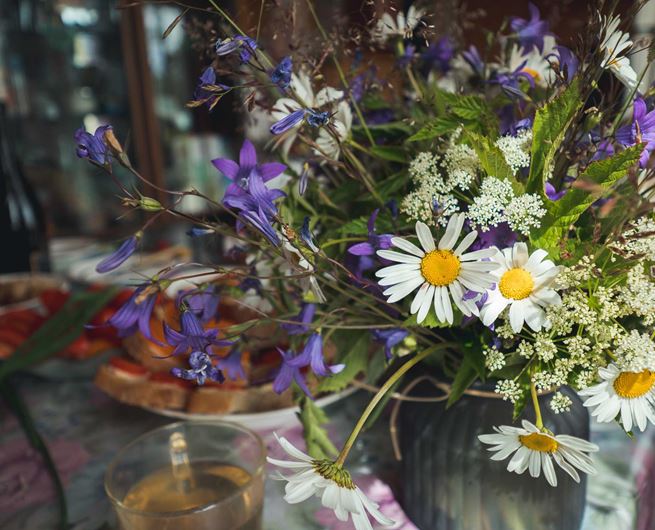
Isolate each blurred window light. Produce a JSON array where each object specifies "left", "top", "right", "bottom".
[{"left": 60, "top": 6, "right": 99, "bottom": 27}]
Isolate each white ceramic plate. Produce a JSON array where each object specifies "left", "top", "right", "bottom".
[{"left": 144, "top": 387, "right": 356, "bottom": 431}]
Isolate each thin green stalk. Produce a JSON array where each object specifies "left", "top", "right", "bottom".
[
  {"left": 303, "top": 0, "right": 375, "bottom": 146},
  {"left": 530, "top": 381, "right": 544, "bottom": 429},
  {"left": 335, "top": 344, "right": 451, "bottom": 467}
]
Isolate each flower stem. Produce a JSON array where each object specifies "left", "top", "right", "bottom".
[
  {"left": 530, "top": 381, "right": 544, "bottom": 430},
  {"left": 334, "top": 343, "right": 452, "bottom": 467}
]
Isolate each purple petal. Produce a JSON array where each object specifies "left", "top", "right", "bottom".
[
  {"left": 239, "top": 139, "right": 257, "bottom": 169},
  {"left": 347, "top": 242, "right": 375, "bottom": 256},
  {"left": 96, "top": 236, "right": 138, "bottom": 273},
  {"left": 259, "top": 162, "right": 287, "bottom": 182},
  {"left": 212, "top": 158, "right": 240, "bottom": 180}
]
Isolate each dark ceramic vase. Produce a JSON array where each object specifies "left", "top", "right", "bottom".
[{"left": 399, "top": 382, "right": 589, "bottom": 530}]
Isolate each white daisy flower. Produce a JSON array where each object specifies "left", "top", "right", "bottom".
[
  {"left": 508, "top": 35, "right": 557, "bottom": 87},
  {"left": 478, "top": 420, "right": 599, "bottom": 487},
  {"left": 315, "top": 100, "right": 352, "bottom": 160},
  {"left": 271, "top": 71, "right": 343, "bottom": 154},
  {"left": 580, "top": 363, "right": 655, "bottom": 432},
  {"left": 376, "top": 214, "right": 498, "bottom": 324},
  {"left": 600, "top": 16, "right": 638, "bottom": 90},
  {"left": 267, "top": 434, "right": 395, "bottom": 529},
  {"left": 480, "top": 242, "right": 561, "bottom": 333},
  {"left": 372, "top": 6, "right": 425, "bottom": 43}
]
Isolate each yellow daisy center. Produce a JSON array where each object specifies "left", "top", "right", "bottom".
[
  {"left": 613, "top": 370, "right": 655, "bottom": 399},
  {"left": 420, "top": 250, "right": 461, "bottom": 286},
  {"left": 519, "top": 432, "right": 559, "bottom": 453},
  {"left": 522, "top": 67, "right": 541, "bottom": 81},
  {"left": 499, "top": 268, "right": 534, "bottom": 300}
]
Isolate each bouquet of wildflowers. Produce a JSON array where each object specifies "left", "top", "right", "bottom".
[{"left": 75, "top": 0, "right": 655, "bottom": 527}]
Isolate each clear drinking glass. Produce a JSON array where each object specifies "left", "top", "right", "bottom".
[{"left": 105, "top": 421, "right": 265, "bottom": 530}]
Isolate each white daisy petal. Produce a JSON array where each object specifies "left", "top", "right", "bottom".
[
  {"left": 410, "top": 282, "right": 431, "bottom": 314},
  {"left": 438, "top": 213, "right": 465, "bottom": 250},
  {"left": 379, "top": 269, "right": 422, "bottom": 286},
  {"left": 441, "top": 286, "right": 454, "bottom": 324},
  {"left": 454, "top": 230, "right": 478, "bottom": 256},
  {"left": 391, "top": 236, "right": 425, "bottom": 257},
  {"left": 377, "top": 249, "right": 422, "bottom": 264},
  {"left": 512, "top": 242, "right": 529, "bottom": 267},
  {"left": 384, "top": 277, "right": 425, "bottom": 303},
  {"left": 415, "top": 222, "right": 436, "bottom": 252},
  {"left": 375, "top": 263, "right": 420, "bottom": 278}
]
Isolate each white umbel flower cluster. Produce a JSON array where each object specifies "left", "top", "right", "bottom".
[
  {"left": 550, "top": 392, "right": 573, "bottom": 414},
  {"left": 614, "top": 330, "right": 655, "bottom": 373},
  {"left": 467, "top": 176, "right": 545, "bottom": 235},
  {"left": 615, "top": 217, "right": 655, "bottom": 260},
  {"left": 495, "top": 379, "right": 523, "bottom": 403},
  {"left": 496, "top": 129, "right": 532, "bottom": 174}
]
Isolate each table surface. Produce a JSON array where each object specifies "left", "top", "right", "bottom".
[{"left": 2, "top": 353, "right": 654, "bottom": 530}]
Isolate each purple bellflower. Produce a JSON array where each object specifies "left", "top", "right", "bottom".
[
  {"left": 300, "top": 217, "right": 320, "bottom": 253},
  {"left": 281, "top": 303, "right": 316, "bottom": 336},
  {"left": 510, "top": 3, "right": 550, "bottom": 53},
  {"left": 347, "top": 209, "right": 393, "bottom": 278},
  {"left": 106, "top": 285, "right": 160, "bottom": 342},
  {"left": 163, "top": 309, "right": 233, "bottom": 356},
  {"left": 287, "top": 333, "right": 345, "bottom": 378},
  {"left": 270, "top": 108, "right": 329, "bottom": 135},
  {"left": 270, "top": 56, "right": 293, "bottom": 88},
  {"left": 462, "top": 46, "right": 485, "bottom": 77},
  {"left": 177, "top": 285, "right": 220, "bottom": 324},
  {"left": 272, "top": 347, "right": 312, "bottom": 397},
  {"left": 492, "top": 62, "right": 534, "bottom": 99},
  {"left": 240, "top": 207, "right": 280, "bottom": 246},
  {"left": 372, "top": 328, "right": 409, "bottom": 360},
  {"left": 216, "top": 347, "right": 246, "bottom": 381},
  {"left": 74, "top": 125, "right": 112, "bottom": 166},
  {"left": 616, "top": 98, "right": 655, "bottom": 167},
  {"left": 215, "top": 35, "right": 257, "bottom": 63},
  {"left": 548, "top": 46, "right": 579, "bottom": 82},
  {"left": 422, "top": 37, "right": 454, "bottom": 73},
  {"left": 171, "top": 351, "right": 224, "bottom": 386},
  {"left": 95, "top": 234, "right": 140, "bottom": 273},
  {"left": 192, "top": 67, "right": 229, "bottom": 108}
]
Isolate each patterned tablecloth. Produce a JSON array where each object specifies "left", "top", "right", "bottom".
[{"left": 1, "top": 355, "right": 654, "bottom": 530}]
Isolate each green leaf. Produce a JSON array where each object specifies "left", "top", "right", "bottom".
[
  {"left": 526, "top": 78, "right": 582, "bottom": 195},
  {"left": 464, "top": 131, "right": 524, "bottom": 193},
  {"left": 512, "top": 384, "right": 530, "bottom": 421},
  {"left": 0, "top": 287, "right": 120, "bottom": 380},
  {"left": 407, "top": 116, "right": 460, "bottom": 142},
  {"left": 446, "top": 359, "right": 478, "bottom": 408},
  {"left": 317, "top": 332, "right": 369, "bottom": 393},
  {"left": 297, "top": 395, "right": 338, "bottom": 459},
  {"left": 1, "top": 379, "right": 68, "bottom": 529},
  {"left": 370, "top": 145, "right": 407, "bottom": 163},
  {"left": 530, "top": 145, "right": 642, "bottom": 254}
]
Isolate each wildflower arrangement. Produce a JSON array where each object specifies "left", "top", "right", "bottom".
[{"left": 75, "top": 1, "right": 655, "bottom": 527}]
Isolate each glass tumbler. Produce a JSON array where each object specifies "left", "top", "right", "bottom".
[{"left": 105, "top": 420, "right": 265, "bottom": 530}]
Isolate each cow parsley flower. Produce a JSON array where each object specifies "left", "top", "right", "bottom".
[
  {"left": 504, "top": 194, "right": 546, "bottom": 235},
  {"left": 550, "top": 392, "right": 573, "bottom": 414},
  {"left": 495, "top": 379, "right": 523, "bottom": 403},
  {"left": 496, "top": 129, "right": 532, "bottom": 174},
  {"left": 479, "top": 420, "right": 599, "bottom": 487},
  {"left": 614, "top": 330, "right": 655, "bottom": 373}
]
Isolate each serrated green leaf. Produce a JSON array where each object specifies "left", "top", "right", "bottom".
[
  {"left": 451, "top": 95, "right": 490, "bottom": 120},
  {"left": 297, "top": 395, "right": 338, "bottom": 459},
  {"left": 370, "top": 145, "right": 407, "bottom": 163},
  {"left": 526, "top": 78, "right": 582, "bottom": 195},
  {"left": 464, "top": 131, "right": 524, "bottom": 193},
  {"left": 317, "top": 333, "right": 369, "bottom": 393},
  {"left": 407, "top": 116, "right": 460, "bottom": 142},
  {"left": 530, "top": 145, "right": 642, "bottom": 254}
]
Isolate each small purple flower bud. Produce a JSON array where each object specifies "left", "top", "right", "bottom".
[
  {"left": 270, "top": 109, "right": 306, "bottom": 135},
  {"left": 298, "top": 162, "right": 310, "bottom": 195},
  {"left": 270, "top": 56, "right": 293, "bottom": 88},
  {"left": 96, "top": 233, "right": 140, "bottom": 273},
  {"left": 300, "top": 217, "right": 319, "bottom": 253},
  {"left": 306, "top": 110, "right": 330, "bottom": 128}
]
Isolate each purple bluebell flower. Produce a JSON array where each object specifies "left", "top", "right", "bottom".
[
  {"left": 372, "top": 328, "right": 409, "bottom": 360},
  {"left": 510, "top": 3, "right": 550, "bottom": 53},
  {"left": 306, "top": 110, "right": 330, "bottom": 127},
  {"left": 469, "top": 222, "right": 518, "bottom": 251},
  {"left": 492, "top": 62, "right": 534, "bottom": 99},
  {"left": 96, "top": 234, "right": 139, "bottom": 273},
  {"left": 422, "top": 37, "right": 454, "bottom": 72},
  {"left": 545, "top": 181, "right": 567, "bottom": 201},
  {"left": 271, "top": 109, "right": 306, "bottom": 135},
  {"left": 215, "top": 35, "right": 257, "bottom": 63},
  {"left": 171, "top": 351, "right": 224, "bottom": 386},
  {"left": 462, "top": 46, "right": 484, "bottom": 77},
  {"left": 591, "top": 139, "right": 615, "bottom": 162},
  {"left": 163, "top": 309, "right": 232, "bottom": 356},
  {"left": 548, "top": 46, "right": 579, "bottom": 82},
  {"left": 270, "top": 56, "right": 293, "bottom": 88},
  {"left": 212, "top": 139, "right": 286, "bottom": 200},
  {"left": 288, "top": 333, "right": 345, "bottom": 377},
  {"left": 239, "top": 275, "right": 263, "bottom": 295},
  {"left": 499, "top": 106, "right": 533, "bottom": 136},
  {"left": 300, "top": 217, "right": 319, "bottom": 253},
  {"left": 272, "top": 347, "right": 312, "bottom": 397},
  {"left": 240, "top": 207, "right": 280, "bottom": 246},
  {"left": 347, "top": 209, "right": 393, "bottom": 278},
  {"left": 216, "top": 347, "right": 246, "bottom": 381},
  {"left": 177, "top": 285, "right": 220, "bottom": 324},
  {"left": 398, "top": 44, "right": 416, "bottom": 68},
  {"left": 74, "top": 125, "right": 112, "bottom": 165},
  {"left": 281, "top": 303, "right": 316, "bottom": 335},
  {"left": 386, "top": 199, "right": 399, "bottom": 219},
  {"left": 107, "top": 285, "right": 160, "bottom": 342},
  {"left": 616, "top": 98, "right": 655, "bottom": 167},
  {"left": 192, "top": 67, "right": 229, "bottom": 108}
]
